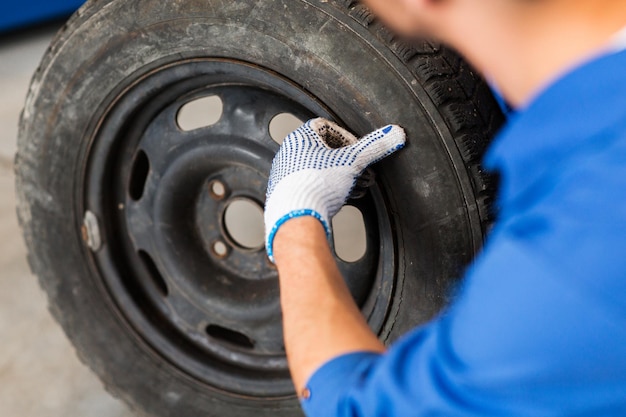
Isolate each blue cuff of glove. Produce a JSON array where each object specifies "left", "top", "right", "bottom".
[{"left": 266, "top": 209, "right": 331, "bottom": 263}]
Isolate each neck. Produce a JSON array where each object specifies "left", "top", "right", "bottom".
[{"left": 444, "top": 0, "right": 626, "bottom": 108}]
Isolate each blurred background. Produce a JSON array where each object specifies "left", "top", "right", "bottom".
[{"left": 0, "top": 3, "right": 135, "bottom": 415}]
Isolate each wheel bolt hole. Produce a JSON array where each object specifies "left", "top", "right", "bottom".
[
  {"left": 211, "top": 240, "right": 229, "bottom": 259},
  {"left": 206, "top": 324, "right": 255, "bottom": 349},
  {"left": 209, "top": 180, "right": 227, "bottom": 200}
]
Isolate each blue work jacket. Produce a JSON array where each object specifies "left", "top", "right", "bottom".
[{"left": 301, "top": 40, "right": 626, "bottom": 417}]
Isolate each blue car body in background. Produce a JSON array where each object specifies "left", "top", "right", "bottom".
[{"left": 0, "top": 0, "right": 84, "bottom": 33}]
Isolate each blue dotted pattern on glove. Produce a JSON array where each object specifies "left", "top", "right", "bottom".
[{"left": 266, "top": 121, "right": 394, "bottom": 198}]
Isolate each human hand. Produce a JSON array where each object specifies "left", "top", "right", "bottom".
[{"left": 264, "top": 118, "right": 406, "bottom": 262}]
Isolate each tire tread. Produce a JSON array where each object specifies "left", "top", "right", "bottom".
[{"left": 331, "top": 0, "right": 503, "bottom": 226}]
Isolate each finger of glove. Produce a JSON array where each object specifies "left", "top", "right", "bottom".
[
  {"left": 349, "top": 168, "right": 376, "bottom": 200},
  {"left": 351, "top": 125, "right": 406, "bottom": 171},
  {"left": 308, "top": 117, "right": 359, "bottom": 149}
]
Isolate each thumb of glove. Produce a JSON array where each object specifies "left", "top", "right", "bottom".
[{"left": 349, "top": 125, "right": 406, "bottom": 171}]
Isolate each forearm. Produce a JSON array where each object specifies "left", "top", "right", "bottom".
[{"left": 273, "top": 217, "right": 385, "bottom": 394}]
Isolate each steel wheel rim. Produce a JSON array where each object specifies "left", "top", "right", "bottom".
[{"left": 82, "top": 58, "right": 397, "bottom": 397}]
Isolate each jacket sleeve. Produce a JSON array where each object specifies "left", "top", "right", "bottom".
[{"left": 301, "top": 232, "right": 626, "bottom": 417}]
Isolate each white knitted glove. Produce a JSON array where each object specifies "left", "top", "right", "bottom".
[{"left": 264, "top": 118, "right": 406, "bottom": 262}]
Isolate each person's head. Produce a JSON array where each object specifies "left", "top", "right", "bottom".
[{"left": 362, "top": 0, "right": 626, "bottom": 107}]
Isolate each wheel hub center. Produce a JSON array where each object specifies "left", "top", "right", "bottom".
[{"left": 223, "top": 197, "right": 265, "bottom": 251}]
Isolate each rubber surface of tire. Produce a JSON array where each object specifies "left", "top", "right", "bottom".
[{"left": 16, "top": 0, "right": 503, "bottom": 416}]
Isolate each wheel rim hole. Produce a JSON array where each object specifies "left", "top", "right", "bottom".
[
  {"left": 137, "top": 250, "right": 169, "bottom": 296},
  {"left": 211, "top": 240, "right": 229, "bottom": 258},
  {"left": 223, "top": 199, "right": 265, "bottom": 250},
  {"left": 129, "top": 150, "right": 150, "bottom": 201},
  {"left": 269, "top": 113, "right": 304, "bottom": 144},
  {"left": 332, "top": 205, "right": 367, "bottom": 263},
  {"left": 206, "top": 324, "right": 255, "bottom": 349},
  {"left": 209, "top": 180, "right": 227, "bottom": 200},
  {"left": 177, "top": 95, "right": 223, "bottom": 131}
]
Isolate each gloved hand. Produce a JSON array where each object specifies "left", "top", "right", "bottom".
[{"left": 264, "top": 118, "right": 406, "bottom": 262}]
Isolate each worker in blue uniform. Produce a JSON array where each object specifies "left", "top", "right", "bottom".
[{"left": 262, "top": 0, "right": 626, "bottom": 415}]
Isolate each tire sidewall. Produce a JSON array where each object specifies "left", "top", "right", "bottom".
[{"left": 17, "top": 1, "right": 484, "bottom": 415}]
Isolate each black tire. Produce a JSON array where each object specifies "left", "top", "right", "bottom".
[{"left": 16, "top": 0, "right": 503, "bottom": 416}]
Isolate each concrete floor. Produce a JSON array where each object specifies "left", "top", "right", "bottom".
[{"left": 0, "top": 24, "right": 134, "bottom": 417}]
